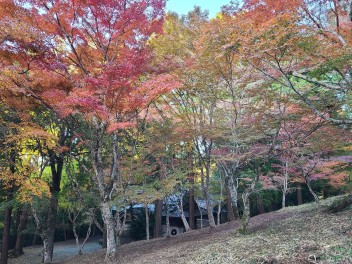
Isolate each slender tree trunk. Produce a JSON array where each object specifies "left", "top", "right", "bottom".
[
  {"left": 282, "top": 192, "right": 286, "bottom": 209},
  {"left": 217, "top": 201, "right": 221, "bottom": 225},
  {"left": 187, "top": 151, "right": 195, "bottom": 230},
  {"left": 226, "top": 185, "right": 235, "bottom": 222},
  {"left": 14, "top": 204, "right": 29, "bottom": 256},
  {"left": 177, "top": 195, "right": 190, "bottom": 232},
  {"left": 101, "top": 202, "right": 117, "bottom": 260},
  {"left": 154, "top": 199, "right": 163, "bottom": 238},
  {"left": 241, "top": 190, "right": 251, "bottom": 233},
  {"left": 40, "top": 149, "right": 63, "bottom": 263},
  {"left": 78, "top": 220, "right": 93, "bottom": 254},
  {"left": 42, "top": 236, "right": 51, "bottom": 263},
  {"left": 202, "top": 163, "right": 216, "bottom": 228},
  {"left": 189, "top": 187, "right": 195, "bottom": 229},
  {"left": 282, "top": 161, "right": 289, "bottom": 209},
  {"left": 227, "top": 174, "right": 239, "bottom": 219},
  {"left": 297, "top": 184, "right": 303, "bottom": 205},
  {"left": 204, "top": 189, "right": 216, "bottom": 228},
  {"left": 165, "top": 196, "right": 170, "bottom": 237},
  {"left": 180, "top": 212, "right": 190, "bottom": 231},
  {"left": 145, "top": 205, "right": 150, "bottom": 240},
  {"left": 68, "top": 212, "right": 81, "bottom": 255},
  {"left": 195, "top": 201, "right": 203, "bottom": 229},
  {"left": 240, "top": 171, "right": 259, "bottom": 233},
  {"left": 44, "top": 195, "right": 58, "bottom": 263},
  {"left": 1, "top": 191, "right": 13, "bottom": 264},
  {"left": 72, "top": 222, "right": 81, "bottom": 255},
  {"left": 306, "top": 179, "right": 319, "bottom": 203}
]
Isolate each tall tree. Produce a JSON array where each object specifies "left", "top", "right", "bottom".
[{"left": 0, "top": 0, "right": 172, "bottom": 260}]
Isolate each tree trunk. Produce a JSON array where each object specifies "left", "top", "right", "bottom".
[
  {"left": 165, "top": 196, "right": 170, "bottom": 237},
  {"left": 1, "top": 191, "right": 13, "bottom": 264},
  {"left": 145, "top": 205, "right": 150, "bottom": 240},
  {"left": 187, "top": 151, "right": 195, "bottom": 230},
  {"left": 176, "top": 200, "right": 189, "bottom": 233},
  {"left": 282, "top": 161, "right": 289, "bottom": 209},
  {"left": 42, "top": 236, "right": 51, "bottom": 264},
  {"left": 101, "top": 202, "right": 117, "bottom": 260},
  {"left": 297, "top": 184, "right": 303, "bottom": 205},
  {"left": 282, "top": 192, "right": 286, "bottom": 209},
  {"left": 78, "top": 220, "right": 93, "bottom": 254},
  {"left": 217, "top": 201, "right": 221, "bottom": 225},
  {"left": 68, "top": 212, "right": 81, "bottom": 255},
  {"left": 204, "top": 189, "right": 216, "bottom": 228},
  {"left": 14, "top": 204, "right": 29, "bottom": 256},
  {"left": 43, "top": 195, "right": 58, "bottom": 263},
  {"left": 306, "top": 178, "right": 319, "bottom": 203},
  {"left": 196, "top": 201, "right": 203, "bottom": 229},
  {"left": 226, "top": 186, "right": 235, "bottom": 222},
  {"left": 72, "top": 222, "right": 81, "bottom": 255},
  {"left": 154, "top": 199, "right": 163, "bottom": 238},
  {"left": 227, "top": 175, "right": 239, "bottom": 219},
  {"left": 41, "top": 149, "right": 63, "bottom": 263},
  {"left": 241, "top": 191, "right": 251, "bottom": 233},
  {"left": 188, "top": 187, "right": 195, "bottom": 229}
]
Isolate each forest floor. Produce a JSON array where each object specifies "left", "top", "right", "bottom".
[
  {"left": 11, "top": 195, "right": 352, "bottom": 264},
  {"left": 7, "top": 237, "right": 102, "bottom": 264}
]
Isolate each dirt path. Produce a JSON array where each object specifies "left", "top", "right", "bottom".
[{"left": 8, "top": 237, "right": 102, "bottom": 264}]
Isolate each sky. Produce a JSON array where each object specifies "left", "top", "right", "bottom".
[{"left": 166, "top": 0, "right": 232, "bottom": 18}]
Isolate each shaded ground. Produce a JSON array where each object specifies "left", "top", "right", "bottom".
[
  {"left": 9, "top": 196, "right": 352, "bottom": 264},
  {"left": 8, "top": 237, "right": 102, "bottom": 264},
  {"left": 59, "top": 196, "right": 352, "bottom": 264}
]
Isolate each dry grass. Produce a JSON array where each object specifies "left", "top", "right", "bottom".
[{"left": 59, "top": 195, "right": 352, "bottom": 264}]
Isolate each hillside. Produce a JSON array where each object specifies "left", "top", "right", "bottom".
[{"left": 58, "top": 196, "right": 352, "bottom": 264}]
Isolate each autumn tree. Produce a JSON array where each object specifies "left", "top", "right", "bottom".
[{"left": 0, "top": 0, "right": 174, "bottom": 260}]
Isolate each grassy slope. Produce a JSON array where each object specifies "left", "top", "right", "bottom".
[{"left": 59, "top": 196, "right": 352, "bottom": 264}]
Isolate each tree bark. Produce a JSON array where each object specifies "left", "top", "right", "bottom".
[
  {"left": 282, "top": 161, "right": 289, "bottom": 209},
  {"left": 227, "top": 175, "right": 239, "bottom": 219},
  {"left": 165, "top": 196, "right": 170, "bottom": 237},
  {"left": 38, "top": 147, "right": 64, "bottom": 263},
  {"left": 305, "top": 178, "right": 319, "bottom": 203},
  {"left": 1, "top": 191, "right": 13, "bottom": 264},
  {"left": 187, "top": 150, "right": 195, "bottom": 230},
  {"left": 154, "top": 199, "right": 163, "bottom": 238},
  {"left": 217, "top": 200, "right": 221, "bottom": 225},
  {"left": 195, "top": 201, "right": 203, "bottom": 229},
  {"left": 297, "top": 184, "right": 303, "bottom": 205},
  {"left": 241, "top": 190, "right": 251, "bottom": 233},
  {"left": 204, "top": 188, "right": 216, "bottom": 228},
  {"left": 177, "top": 194, "right": 190, "bottom": 232},
  {"left": 44, "top": 195, "right": 59, "bottom": 263},
  {"left": 188, "top": 187, "right": 195, "bottom": 229},
  {"left": 101, "top": 202, "right": 117, "bottom": 260},
  {"left": 14, "top": 204, "right": 29, "bottom": 256},
  {"left": 226, "top": 185, "right": 235, "bottom": 222}
]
